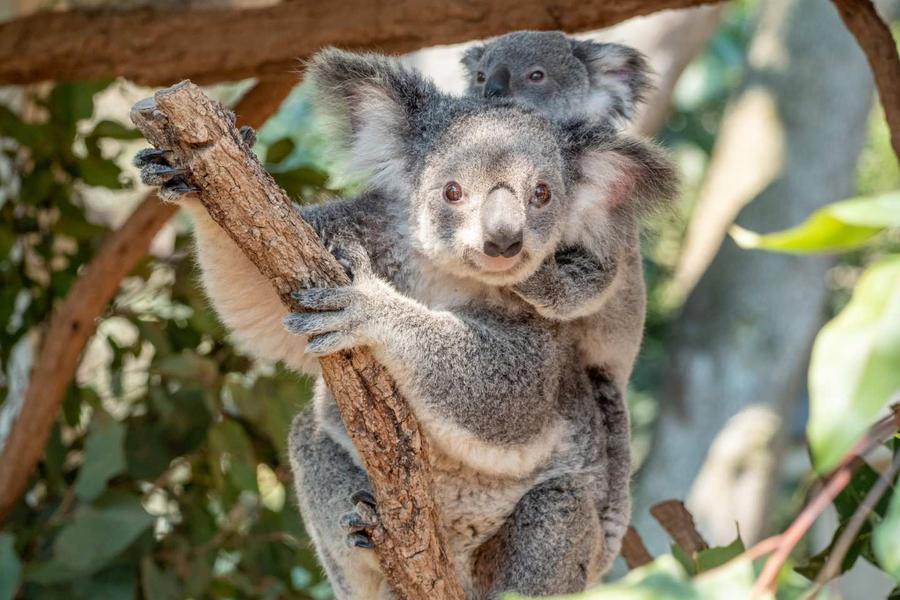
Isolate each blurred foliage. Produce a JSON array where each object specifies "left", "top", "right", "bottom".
[{"left": 0, "top": 80, "right": 332, "bottom": 599}]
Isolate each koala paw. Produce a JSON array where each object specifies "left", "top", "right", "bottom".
[
  {"left": 133, "top": 147, "right": 198, "bottom": 201},
  {"left": 238, "top": 125, "right": 257, "bottom": 148},
  {"left": 283, "top": 274, "right": 397, "bottom": 356},
  {"left": 340, "top": 490, "right": 378, "bottom": 550}
]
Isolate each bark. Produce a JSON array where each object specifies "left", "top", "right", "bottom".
[
  {"left": 634, "top": 0, "right": 877, "bottom": 551},
  {"left": 0, "top": 0, "right": 720, "bottom": 86},
  {"left": 0, "top": 77, "right": 294, "bottom": 523},
  {"left": 129, "top": 81, "right": 463, "bottom": 600},
  {"left": 831, "top": 0, "right": 900, "bottom": 159}
]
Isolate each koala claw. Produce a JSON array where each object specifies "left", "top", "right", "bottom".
[
  {"left": 291, "top": 287, "right": 354, "bottom": 312},
  {"left": 305, "top": 331, "right": 355, "bottom": 356},
  {"left": 133, "top": 148, "right": 172, "bottom": 168},
  {"left": 239, "top": 125, "right": 257, "bottom": 147},
  {"left": 341, "top": 490, "right": 378, "bottom": 550}
]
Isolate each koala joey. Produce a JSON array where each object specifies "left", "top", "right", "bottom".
[
  {"left": 135, "top": 48, "right": 672, "bottom": 599},
  {"left": 461, "top": 30, "right": 674, "bottom": 389}
]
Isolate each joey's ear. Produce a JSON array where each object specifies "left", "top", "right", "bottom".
[
  {"left": 460, "top": 44, "right": 485, "bottom": 77},
  {"left": 568, "top": 127, "right": 678, "bottom": 218},
  {"left": 570, "top": 40, "right": 651, "bottom": 122},
  {"left": 306, "top": 47, "right": 438, "bottom": 194}
]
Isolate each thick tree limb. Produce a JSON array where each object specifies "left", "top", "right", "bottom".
[
  {"left": 0, "top": 0, "right": 719, "bottom": 85},
  {"left": 129, "top": 81, "right": 463, "bottom": 600},
  {"left": 831, "top": 0, "right": 900, "bottom": 159},
  {"left": 0, "top": 77, "right": 294, "bottom": 523}
]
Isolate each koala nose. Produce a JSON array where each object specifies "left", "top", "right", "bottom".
[
  {"left": 484, "top": 67, "right": 511, "bottom": 98},
  {"left": 483, "top": 230, "right": 523, "bottom": 258}
]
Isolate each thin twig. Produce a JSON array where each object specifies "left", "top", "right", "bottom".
[
  {"left": 815, "top": 451, "right": 900, "bottom": 586},
  {"left": 750, "top": 406, "right": 900, "bottom": 597}
]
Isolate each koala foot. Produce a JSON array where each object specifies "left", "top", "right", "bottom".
[
  {"left": 133, "top": 147, "right": 199, "bottom": 201},
  {"left": 133, "top": 126, "right": 256, "bottom": 201},
  {"left": 340, "top": 490, "right": 378, "bottom": 550}
]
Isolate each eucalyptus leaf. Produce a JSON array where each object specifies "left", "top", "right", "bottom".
[
  {"left": 74, "top": 416, "right": 126, "bottom": 502},
  {"left": 0, "top": 533, "right": 21, "bottom": 600},
  {"left": 807, "top": 257, "right": 900, "bottom": 472},
  {"left": 874, "top": 477, "right": 900, "bottom": 581},
  {"left": 731, "top": 191, "right": 900, "bottom": 254}
]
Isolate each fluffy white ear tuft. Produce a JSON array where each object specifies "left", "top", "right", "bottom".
[
  {"left": 570, "top": 40, "right": 652, "bottom": 123},
  {"left": 347, "top": 84, "right": 410, "bottom": 197}
]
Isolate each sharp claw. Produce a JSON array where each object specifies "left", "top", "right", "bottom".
[
  {"left": 133, "top": 148, "right": 173, "bottom": 167},
  {"left": 351, "top": 490, "right": 376, "bottom": 508},
  {"left": 158, "top": 179, "right": 200, "bottom": 201},
  {"left": 340, "top": 512, "right": 374, "bottom": 531},
  {"left": 239, "top": 126, "right": 257, "bottom": 147},
  {"left": 141, "top": 163, "right": 188, "bottom": 187},
  {"left": 346, "top": 532, "right": 374, "bottom": 550}
]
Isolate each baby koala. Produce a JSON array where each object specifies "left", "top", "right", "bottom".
[{"left": 461, "top": 30, "right": 674, "bottom": 388}]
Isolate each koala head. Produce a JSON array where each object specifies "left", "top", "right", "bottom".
[
  {"left": 308, "top": 48, "right": 673, "bottom": 287},
  {"left": 460, "top": 31, "right": 650, "bottom": 125}
]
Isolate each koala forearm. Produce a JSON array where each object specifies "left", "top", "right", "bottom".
[
  {"left": 514, "top": 247, "right": 618, "bottom": 321},
  {"left": 183, "top": 200, "right": 318, "bottom": 374}
]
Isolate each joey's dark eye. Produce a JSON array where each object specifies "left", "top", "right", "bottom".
[
  {"left": 476, "top": 71, "right": 486, "bottom": 84},
  {"left": 444, "top": 181, "right": 463, "bottom": 203},
  {"left": 528, "top": 70, "right": 545, "bottom": 82},
  {"left": 532, "top": 183, "right": 551, "bottom": 207}
]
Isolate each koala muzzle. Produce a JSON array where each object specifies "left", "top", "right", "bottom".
[
  {"left": 483, "top": 231, "right": 523, "bottom": 258},
  {"left": 484, "top": 67, "right": 511, "bottom": 98}
]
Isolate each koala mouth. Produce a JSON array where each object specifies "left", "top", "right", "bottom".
[{"left": 465, "top": 248, "right": 529, "bottom": 276}]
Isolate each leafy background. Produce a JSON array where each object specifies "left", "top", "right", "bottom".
[{"left": 1, "top": 1, "right": 899, "bottom": 599}]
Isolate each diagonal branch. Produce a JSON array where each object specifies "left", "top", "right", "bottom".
[
  {"left": 0, "top": 0, "right": 720, "bottom": 86},
  {"left": 129, "top": 81, "right": 464, "bottom": 600},
  {"left": 0, "top": 76, "right": 295, "bottom": 523},
  {"left": 831, "top": 0, "right": 900, "bottom": 159}
]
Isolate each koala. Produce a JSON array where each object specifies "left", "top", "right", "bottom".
[{"left": 135, "top": 49, "right": 672, "bottom": 599}]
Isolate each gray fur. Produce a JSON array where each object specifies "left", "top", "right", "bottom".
[{"left": 134, "top": 47, "right": 670, "bottom": 598}]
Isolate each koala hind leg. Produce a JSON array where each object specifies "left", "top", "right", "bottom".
[
  {"left": 475, "top": 476, "right": 603, "bottom": 599},
  {"left": 289, "top": 407, "right": 392, "bottom": 600}
]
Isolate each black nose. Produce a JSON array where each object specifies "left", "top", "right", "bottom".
[
  {"left": 483, "top": 67, "right": 511, "bottom": 99},
  {"left": 483, "top": 231, "right": 523, "bottom": 258}
]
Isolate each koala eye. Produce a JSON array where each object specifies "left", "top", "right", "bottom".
[
  {"left": 444, "top": 181, "right": 463, "bottom": 203},
  {"left": 531, "top": 183, "right": 551, "bottom": 207},
  {"left": 476, "top": 71, "right": 486, "bottom": 84},
  {"left": 528, "top": 69, "right": 545, "bottom": 82}
]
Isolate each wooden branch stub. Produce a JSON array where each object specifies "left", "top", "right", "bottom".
[
  {"left": 649, "top": 499, "right": 709, "bottom": 554},
  {"left": 621, "top": 526, "right": 654, "bottom": 570},
  {"left": 130, "top": 81, "right": 463, "bottom": 600}
]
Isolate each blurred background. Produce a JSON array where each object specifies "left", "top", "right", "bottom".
[{"left": 0, "top": 0, "right": 898, "bottom": 598}]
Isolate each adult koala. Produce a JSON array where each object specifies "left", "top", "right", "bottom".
[{"left": 135, "top": 49, "right": 671, "bottom": 599}]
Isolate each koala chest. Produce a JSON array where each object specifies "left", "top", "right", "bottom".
[{"left": 430, "top": 454, "right": 535, "bottom": 584}]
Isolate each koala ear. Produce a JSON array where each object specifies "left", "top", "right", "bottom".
[
  {"left": 306, "top": 48, "right": 437, "bottom": 195},
  {"left": 570, "top": 40, "right": 651, "bottom": 123},
  {"left": 568, "top": 126, "right": 678, "bottom": 220},
  {"left": 460, "top": 44, "right": 485, "bottom": 77}
]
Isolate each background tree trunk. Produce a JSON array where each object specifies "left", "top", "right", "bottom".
[{"left": 634, "top": 0, "right": 878, "bottom": 551}]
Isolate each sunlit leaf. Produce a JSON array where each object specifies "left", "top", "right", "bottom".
[
  {"left": 808, "top": 257, "right": 900, "bottom": 472},
  {"left": 730, "top": 192, "right": 900, "bottom": 254},
  {"left": 696, "top": 535, "right": 745, "bottom": 573},
  {"left": 74, "top": 416, "right": 126, "bottom": 502},
  {"left": 874, "top": 476, "right": 900, "bottom": 581}
]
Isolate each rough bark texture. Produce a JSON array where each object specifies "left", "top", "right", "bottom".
[
  {"left": 634, "top": 0, "right": 877, "bottom": 552},
  {"left": 831, "top": 0, "right": 900, "bottom": 159},
  {"left": 0, "top": 77, "right": 294, "bottom": 524},
  {"left": 0, "top": 0, "right": 719, "bottom": 85},
  {"left": 129, "top": 81, "right": 463, "bottom": 600}
]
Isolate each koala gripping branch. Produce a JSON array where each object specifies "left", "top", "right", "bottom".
[{"left": 130, "top": 81, "right": 464, "bottom": 600}]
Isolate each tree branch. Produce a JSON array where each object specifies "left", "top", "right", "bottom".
[
  {"left": 0, "top": 0, "right": 720, "bottom": 86},
  {"left": 129, "top": 81, "right": 463, "bottom": 600},
  {"left": 0, "top": 77, "right": 295, "bottom": 523},
  {"left": 831, "top": 0, "right": 900, "bottom": 159}
]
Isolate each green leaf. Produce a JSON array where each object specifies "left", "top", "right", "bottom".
[
  {"left": 265, "top": 137, "right": 295, "bottom": 165},
  {"left": 28, "top": 494, "right": 154, "bottom": 582},
  {"left": 47, "top": 81, "right": 111, "bottom": 125},
  {"left": 807, "top": 257, "right": 900, "bottom": 472},
  {"left": 140, "top": 557, "right": 182, "bottom": 600},
  {"left": 696, "top": 535, "right": 745, "bottom": 573},
  {"left": 0, "top": 533, "right": 21, "bottom": 600},
  {"left": 76, "top": 155, "right": 124, "bottom": 189},
  {"left": 731, "top": 192, "right": 900, "bottom": 254},
  {"left": 89, "top": 120, "right": 142, "bottom": 140},
  {"left": 875, "top": 475, "right": 900, "bottom": 581},
  {"left": 74, "top": 416, "right": 126, "bottom": 502}
]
